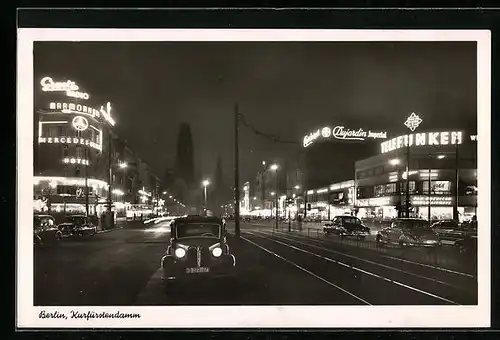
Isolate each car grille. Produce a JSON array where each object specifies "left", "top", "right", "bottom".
[{"left": 185, "top": 246, "right": 212, "bottom": 267}]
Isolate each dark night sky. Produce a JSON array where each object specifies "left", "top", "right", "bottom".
[{"left": 34, "top": 41, "right": 477, "bottom": 183}]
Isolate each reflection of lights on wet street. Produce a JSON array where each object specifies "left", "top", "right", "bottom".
[
  {"left": 143, "top": 222, "right": 172, "bottom": 233},
  {"left": 143, "top": 226, "right": 170, "bottom": 233}
]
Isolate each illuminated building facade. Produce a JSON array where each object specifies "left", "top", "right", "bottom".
[
  {"left": 296, "top": 126, "right": 477, "bottom": 223},
  {"left": 354, "top": 130, "right": 477, "bottom": 222},
  {"left": 33, "top": 76, "right": 162, "bottom": 219}
]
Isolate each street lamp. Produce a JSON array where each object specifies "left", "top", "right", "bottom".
[
  {"left": 119, "top": 162, "right": 128, "bottom": 169},
  {"left": 202, "top": 179, "right": 210, "bottom": 208},
  {"left": 294, "top": 185, "right": 300, "bottom": 190},
  {"left": 270, "top": 163, "right": 279, "bottom": 230}
]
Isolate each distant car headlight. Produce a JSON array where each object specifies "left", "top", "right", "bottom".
[
  {"left": 175, "top": 248, "right": 186, "bottom": 258},
  {"left": 212, "top": 247, "right": 222, "bottom": 257}
]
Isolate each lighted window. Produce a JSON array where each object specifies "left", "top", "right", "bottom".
[{"left": 423, "top": 180, "right": 452, "bottom": 194}]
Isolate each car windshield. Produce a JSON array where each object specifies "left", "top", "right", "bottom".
[
  {"left": 401, "top": 221, "right": 430, "bottom": 230},
  {"left": 175, "top": 223, "right": 221, "bottom": 238},
  {"left": 342, "top": 217, "right": 361, "bottom": 224},
  {"left": 65, "top": 216, "right": 85, "bottom": 225}
]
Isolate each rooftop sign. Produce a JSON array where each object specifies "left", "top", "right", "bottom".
[
  {"left": 41, "top": 76, "right": 90, "bottom": 100},
  {"left": 303, "top": 126, "right": 387, "bottom": 147},
  {"left": 49, "top": 101, "right": 115, "bottom": 126},
  {"left": 380, "top": 131, "right": 463, "bottom": 154}
]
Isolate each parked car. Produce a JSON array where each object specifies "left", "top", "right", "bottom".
[
  {"left": 323, "top": 215, "right": 370, "bottom": 240},
  {"left": 431, "top": 219, "right": 477, "bottom": 254},
  {"left": 58, "top": 215, "right": 97, "bottom": 238},
  {"left": 34, "top": 214, "right": 62, "bottom": 246},
  {"left": 376, "top": 218, "right": 440, "bottom": 248},
  {"left": 161, "top": 215, "right": 236, "bottom": 293}
]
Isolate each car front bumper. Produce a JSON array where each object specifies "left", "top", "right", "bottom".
[{"left": 161, "top": 254, "right": 236, "bottom": 281}]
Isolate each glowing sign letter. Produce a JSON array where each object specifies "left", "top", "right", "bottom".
[
  {"left": 428, "top": 132, "right": 439, "bottom": 145},
  {"left": 451, "top": 131, "right": 462, "bottom": 144},
  {"left": 415, "top": 133, "right": 426, "bottom": 146},
  {"left": 440, "top": 131, "right": 449, "bottom": 145}
]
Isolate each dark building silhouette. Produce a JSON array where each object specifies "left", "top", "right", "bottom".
[{"left": 174, "top": 123, "right": 195, "bottom": 188}]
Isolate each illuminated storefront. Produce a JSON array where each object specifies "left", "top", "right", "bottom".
[
  {"left": 34, "top": 76, "right": 118, "bottom": 217},
  {"left": 303, "top": 180, "right": 356, "bottom": 220},
  {"left": 354, "top": 127, "right": 477, "bottom": 222}
]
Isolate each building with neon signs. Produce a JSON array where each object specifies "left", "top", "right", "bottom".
[
  {"left": 299, "top": 129, "right": 477, "bottom": 223},
  {"left": 354, "top": 129, "right": 477, "bottom": 222},
  {"left": 33, "top": 76, "right": 162, "bottom": 218}
]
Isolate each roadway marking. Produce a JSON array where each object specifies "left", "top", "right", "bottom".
[
  {"left": 380, "top": 255, "right": 476, "bottom": 279},
  {"left": 240, "top": 235, "right": 371, "bottom": 305},
  {"left": 264, "top": 228, "right": 476, "bottom": 279},
  {"left": 246, "top": 231, "right": 460, "bottom": 305},
  {"left": 254, "top": 230, "right": 468, "bottom": 291}
]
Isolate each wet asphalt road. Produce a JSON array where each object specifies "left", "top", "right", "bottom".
[{"left": 34, "top": 220, "right": 478, "bottom": 306}]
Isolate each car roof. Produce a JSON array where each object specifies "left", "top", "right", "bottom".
[
  {"left": 394, "top": 218, "right": 428, "bottom": 222},
  {"left": 174, "top": 216, "right": 223, "bottom": 224},
  {"left": 34, "top": 214, "right": 54, "bottom": 219}
]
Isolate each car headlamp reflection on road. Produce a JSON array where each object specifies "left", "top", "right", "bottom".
[
  {"left": 175, "top": 248, "right": 186, "bottom": 258},
  {"left": 212, "top": 247, "right": 222, "bottom": 257}
]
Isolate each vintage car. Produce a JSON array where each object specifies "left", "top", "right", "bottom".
[
  {"left": 323, "top": 215, "right": 370, "bottom": 240},
  {"left": 431, "top": 219, "right": 477, "bottom": 254},
  {"left": 34, "top": 214, "right": 62, "bottom": 246},
  {"left": 376, "top": 218, "right": 440, "bottom": 248},
  {"left": 161, "top": 215, "right": 236, "bottom": 292},
  {"left": 58, "top": 215, "right": 97, "bottom": 238}
]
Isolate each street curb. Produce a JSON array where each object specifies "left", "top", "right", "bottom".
[{"left": 97, "top": 226, "right": 125, "bottom": 234}]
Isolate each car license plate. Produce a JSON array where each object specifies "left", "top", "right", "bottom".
[{"left": 186, "top": 267, "right": 210, "bottom": 274}]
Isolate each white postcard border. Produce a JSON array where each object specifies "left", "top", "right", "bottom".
[{"left": 17, "top": 28, "right": 491, "bottom": 328}]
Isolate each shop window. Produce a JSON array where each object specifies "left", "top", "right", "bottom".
[
  {"left": 384, "top": 183, "right": 396, "bottom": 194},
  {"left": 399, "top": 181, "right": 416, "bottom": 194},
  {"left": 423, "top": 180, "right": 452, "bottom": 194},
  {"left": 374, "top": 185, "right": 384, "bottom": 197}
]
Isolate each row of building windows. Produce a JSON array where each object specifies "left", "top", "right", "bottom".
[{"left": 356, "top": 158, "right": 476, "bottom": 180}]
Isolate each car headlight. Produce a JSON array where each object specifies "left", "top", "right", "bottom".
[
  {"left": 175, "top": 248, "right": 186, "bottom": 258},
  {"left": 212, "top": 247, "right": 222, "bottom": 257}
]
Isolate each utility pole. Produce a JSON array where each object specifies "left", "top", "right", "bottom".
[
  {"left": 453, "top": 143, "right": 460, "bottom": 221},
  {"left": 405, "top": 136, "right": 411, "bottom": 218},
  {"left": 275, "top": 171, "right": 279, "bottom": 231},
  {"left": 234, "top": 104, "right": 240, "bottom": 238},
  {"left": 85, "top": 146, "right": 89, "bottom": 216},
  {"left": 107, "top": 130, "right": 114, "bottom": 229}
]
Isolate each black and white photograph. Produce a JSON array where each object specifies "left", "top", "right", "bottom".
[{"left": 17, "top": 28, "right": 491, "bottom": 328}]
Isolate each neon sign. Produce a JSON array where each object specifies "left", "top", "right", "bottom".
[
  {"left": 380, "top": 131, "right": 463, "bottom": 154},
  {"left": 411, "top": 196, "right": 453, "bottom": 206},
  {"left": 404, "top": 112, "right": 423, "bottom": 132},
  {"left": 72, "top": 116, "right": 89, "bottom": 131},
  {"left": 40, "top": 77, "right": 90, "bottom": 100},
  {"left": 303, "top": 126, "right": 387, "bottom": 147},
  {"left": 50, "top": 101, "right": 115, "bottom": 126},
  {"left": 38, "top": 136, "right": 102, "bottom": 151},
  {"left": 63, "top": 157, "right": 89, "bottom": 166}
]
